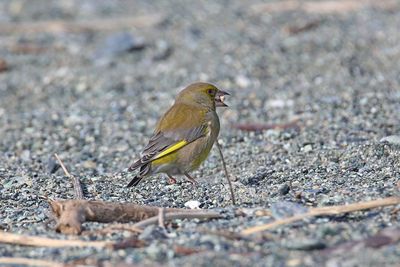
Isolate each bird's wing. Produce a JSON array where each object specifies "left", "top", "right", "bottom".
[{"left": 128, "top": 104, "right": 208, "bottom": 171}]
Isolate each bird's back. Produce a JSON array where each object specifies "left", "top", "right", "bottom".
[
  {"left": 155, "top": 102, "right": 208, "bottom": 133},
  {"left": 152, "top": 102, "right": 220, "bottom": 173}
]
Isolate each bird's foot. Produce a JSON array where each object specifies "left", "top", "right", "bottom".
[
  {"left": 167, "top": 174, "right": 177, "bottom": 185},
  {"left": 168, "top": 177, "right": 177, "bottom": 184},
  {"left": 184, "top": 173, "right": 198, "bottom": 187}
]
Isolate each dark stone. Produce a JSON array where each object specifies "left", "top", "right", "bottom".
[
  {"left": 139, "top": 225, "right": 168, "bottom": 241},
  {"left": 285, "top": 239, "right": 327, "bottom": 250},
  {"left": 279, "top": 183, "right": 290, "bottom": 195},
  {"left": 240, "top": 168, "right": 273, "bottom": 186},
  {"left": 47, "top": 156, "right": 60, "bottom": 174}
]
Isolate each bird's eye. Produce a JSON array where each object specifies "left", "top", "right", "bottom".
[{"left": 207, "top": 89, "right": 215, "bottom": 95}]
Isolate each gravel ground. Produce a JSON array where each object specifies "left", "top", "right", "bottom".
[{"left": 1, "top": 0, "right": 400, "bottom": 266}]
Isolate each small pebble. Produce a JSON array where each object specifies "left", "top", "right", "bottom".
[
  {"left": 380, "top": 135, "right": 400, "bottom": 145},
  {"left": 184, "top": 200, "right": 201, "bottom": 209},
  {"left": 279, "top": 183, "right": 290, "bottom": 195},
  {"left": 302, "top": 144, "right": 313, "bottom": 153}
]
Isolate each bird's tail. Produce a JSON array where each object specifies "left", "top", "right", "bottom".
[
  {"left": 127, "top": 175, "right": 143, "bottom": 187},
  {"left": 127, "top": 159, "right": 151, "bottom": 187}
]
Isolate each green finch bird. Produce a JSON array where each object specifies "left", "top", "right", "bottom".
[{"left": 127, "top": 82, "right": 229, "bottom": 187}]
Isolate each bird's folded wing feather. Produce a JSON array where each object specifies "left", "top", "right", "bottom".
[{"left": 134, "top": 104, "right": 208, "bottom": 166}]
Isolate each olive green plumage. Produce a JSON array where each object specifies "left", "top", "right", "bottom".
[{"left": 127, "top": 82, "right": 229, "bottom": 187}]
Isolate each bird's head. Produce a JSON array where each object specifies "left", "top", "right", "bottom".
[{"left": 176, "top": 82, "right": 229, "bottom": 110}]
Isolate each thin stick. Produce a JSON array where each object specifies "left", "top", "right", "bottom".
[
  {"left": 0, "top": 257, "right": 63, "bottom": 267},
  {"left": 0, "top": 232, "right": 111, "bottom": 248},
  {"left": 133, "top": 211, "right": 221, "bottom": 229},
  {"left": 250, "top": 1, "right": 398, "bottom": 15},
  {"left": 216, "top": 141, "right": 236, "bottom": 205},
  {"left": 158, "top": 208, "right": 165, "bottom": 228},
  {"left": 241, "top": 196, "right": 400, "bottom": 235},
  {"left": 54, "top": 153, "right": 84, "bottom": 199}
]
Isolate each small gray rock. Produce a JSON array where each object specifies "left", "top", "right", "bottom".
[
  {"left": 270, "top": 201, "right": 309, "bottom": 219},
  {"left": 139, "top": 225, "right": 168, "bottom": 241},
  {"left": 93, "top": 32, "right": 146, "bottom": 65},
  {"left": 380, "top": 135, "right": 400, "bottom": 145},
  {"left": 240, "top": 168, "right": 272, "bottom": 185},
  {"left": 153, "top": 40, "right": 173, "bottom": 61},
  {"left": 279, "top": 183, "right": 290, "bottom": 195},
  {"left": 284, "top": 239, "right": 326, "bottom": 250},
  {"left": 47, "top": 156, "right": 60, "bottom": 174}
]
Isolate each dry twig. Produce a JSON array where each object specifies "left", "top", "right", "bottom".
[
  {"left": 95, "top": 211, "right": 220, "bottom": 234},
  {"left": 284, "top": 20, "right": 321, "bottom": 35},
  {"left": 216, "top": 141, "right": 236, "bottom": 205},
  {"left": 0, "top": 257, "right": 63, "bottom": 267},
  {"left": 242, "top": 196, "right": 400, "bottom": 235},
  {"left": 132, "top": 211, "right": 221, "bottom": 229},
  {"left": 158, "top": 208, "right": 166, "bottom": 228},
  {"left": 0, "top": 232, "right": 111, "bottom": 248},
  {"left": 250, "top": 0, "right": 399, "bottom": 15},
  {"left": 54, "top": 153, "right": 84, "bottom": 199},
  {"left": 0, "top": 231, "right": 146, "bottom": 251}
]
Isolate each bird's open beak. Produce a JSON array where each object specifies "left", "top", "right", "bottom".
[{"left": 215, "top": 90, "right": 230, "bottom": 107}]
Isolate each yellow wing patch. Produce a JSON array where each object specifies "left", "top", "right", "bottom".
[{"left": 153, "top": 140, "right": 188, "bottom": 160}]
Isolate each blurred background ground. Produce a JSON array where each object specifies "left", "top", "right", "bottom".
[{"left": 0, "top": 0, "right": 399, "bottom": 266}]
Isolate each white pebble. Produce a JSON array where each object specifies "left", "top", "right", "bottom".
[
  {"left": 184, "top": 200, "right": 201, "bottom": 209},
  {"left": 235, "top": 75, "right": 251, "bottom": 88},
  {"left": 302, "top": 144, "right": 313, "bottom": 153}
]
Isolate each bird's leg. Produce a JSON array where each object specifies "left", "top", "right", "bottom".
[
  {"left": 184, "top": 172, "right": 198, "bottom": 186},
  {"left": 167, "top": 174, "right": 177, "bottom": 185}
]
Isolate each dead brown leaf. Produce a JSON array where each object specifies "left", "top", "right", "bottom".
[
  {"left": 174, "top": 245, "right": 203, "bottom": 256},
  {"left": 0, "top": 59, "right": 8, "bottom": 72}
]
